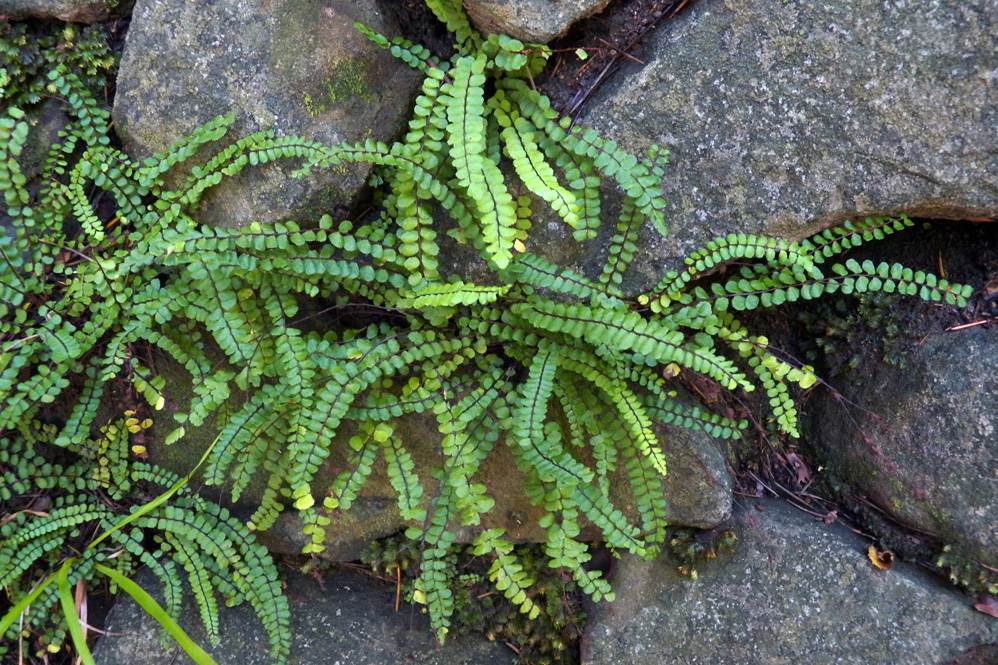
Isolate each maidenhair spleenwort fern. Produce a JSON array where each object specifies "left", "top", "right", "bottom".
[
  {"left": 0, "top": 419, "right": 289, "bottom": 665},
  {"left": 0, "top": 0, "right": 974, "bottom": 657}
]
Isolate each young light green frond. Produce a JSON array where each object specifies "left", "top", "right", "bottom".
[
  {"left": 501, "top": 116, "right": 580, "bottom": 228},
  {"left": 423, "top": 0, "right": 481, "bottom": 52},
  {"left": 501, "top": 78, "right": 666, "bottom": 235},
  {"left": 408, "top": 280, "right": 510, "bottom": 309},
  {"left": 441, "top": 55, "right": 518, "bottom": 267},
  {"left": 472, "top": 529, "right": 541, "bottom": 619},
  {"left": 446, "top": 55, "right": 489, "bottom": 191},
  {"left": 354, "top": 23, "right": 444, "bottom": 75}
]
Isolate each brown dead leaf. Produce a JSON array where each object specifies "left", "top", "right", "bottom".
[
  {"left": 786, "top": 452, "right": 811, "bottom": 485},
  {"left": 974, "top": 594, "right": 998, "bottom": 619},
  {"left": 867, "top": 545, "right": 894, "bottom": 571}
]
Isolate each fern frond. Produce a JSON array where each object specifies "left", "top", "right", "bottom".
[
  {"left": 423, "top": 0, "right": 481, "bottom": 53},
  {"left": 444, "top": 54, "right": 517, "bottom": 268},
  {"left": 354, "top": 22, "right": 445, "bottom": 75},
  {"left": 505, "top": 252, "right": 625, "bottom": 307},
  {"left": 800, "top": 214, "right": 915, "bottom": 263},
  {"left": 472, "top": 529, "right": 541, "bottom": 619},
  {"left": 599, "top": 196, "right": 645, "bottom": 289},
  {"left": 641, "top": 233, "right": 818, "bottom": 313},
  {"left": 163, "top": 531, "right": 221, "bottom": 644},
  {"left": 382, "top": 424, "right": 427, "bottom": 523},
  {"left": 512, "top": 298, "right": 752, "bottom": 391},
  {"left": 511, "top": 346, "right": 593, "bottom": 484},
  {"left": 499, "top": 111, "right": 580, "bottom": 229}
]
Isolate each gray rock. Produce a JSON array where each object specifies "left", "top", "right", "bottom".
[
  {"left": 0, "top": 0, "right": 131, "bottom": 21},
  {"left": 112, "top": 0, "right": 421, "bottom": 229},
  {"left": 583, "top": 499, "right": 998, "bottom": 665},
  {"left": 584, "top": 0, "right": 998, "bottom": 277},
  {"left": 0, "top": 101, "right": 71, "bottom": 239},
  {"left": 463, "top": 0, "right": 611, "bottom": 43},
  {"left": 807, "top": 327, "right": 998, "bottom": 569},
  {"left": 93, "top": 567, "right": 514, "bottom": 665}
]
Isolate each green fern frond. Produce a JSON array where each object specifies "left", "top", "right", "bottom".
[
  {"left": 472, "top": 529, "right": 541, "bottom": 619},
  {"left": 423, "top": 0, "right": 481, "bottom": 53},
  {"left": 800, "top": 214, "right": 915, "bottom": 262}
]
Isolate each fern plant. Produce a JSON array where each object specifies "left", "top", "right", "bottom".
[
  {"left": 0, "top": 417, "right": 289, "bottom": 664},
  {"left": 0, "top": 0, "right": 974, "bottom": 654},
  {"left": 0, "top": 19, "right": 118, "bottom": 112}
]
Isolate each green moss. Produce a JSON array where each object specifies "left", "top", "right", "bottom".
[
  {"left": 303, "top": 61, "right": 374, "bottom": 117},
  {"left": 797, "top": 291, "right": 926, "bottom": 377},
  {"left": 668, "top": 527, "right": 738, "bottom": 580},
  {"left": 937, "top": 545, "right": 998, "bottom": 594}
]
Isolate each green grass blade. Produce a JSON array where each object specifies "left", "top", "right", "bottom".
[
  {"left": 57, "top": 564, "right": 96, "bottom": 665},
  {"left": 95, "top": 564, "right": 219, "bottom": 665},
  {"left": 87, "top": 431, "right": 222, "bottom": 550},
  {"left": 0, "top": 573, "right": 57, "bottom": 639}
]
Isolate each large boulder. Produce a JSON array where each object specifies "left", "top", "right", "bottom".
[
  {"left": 463, "top": 0, "right": 611, "bottom": 43},
  {"left": 583, "top": 0, "right": 998, "bottom": 279},
  {"left": 583, "top": 499, "right": 998, "bottom": 665},
  {"left": 112, "top": 0, "right": 421, "bottom": 229},
  {"left": 806, "top": 326, "right": 998, "bottom": 569},
  {"left": 93, "top": 567, "right": 515, "bottom": 665}
]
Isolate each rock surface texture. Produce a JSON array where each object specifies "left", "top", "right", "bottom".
[
  {"left": 808, "top": 327, "right": 998, "bottom": 569},
  {"left": 463, "top": 0, "right": 611, "bottom": 43},
  {"left": 0, "top": 0, "right": 131, "bottom": 21},
  {"left": 584, "top": 0, "right": 998, "bottom": 275},
  {"left": 93, "top": 568, "right": 515, "bottom": 665},
  {"left": 583, "top": 499, "right": 998, "bottom": 665},
  {"left": 112, "top": 0, "right": 421, "bottom": 228}
]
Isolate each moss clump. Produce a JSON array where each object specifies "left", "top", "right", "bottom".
[
  {"left": 937, "top": 545, "right": 998, "bottom": 595},
  {"left": 302, "top": 60, "right": 374, "bottom": 117},
  {"left": 362, "top": 534, "right": 586, "bottom": 665},
  {"left": 797, "top": 290, "right": 926, "bottom": 376},
  {"left": 0, "top": 19, "right": 118, "bottom": 112},
  {"left": 669, "top": 528, "right": 737, "bottom": 580}
]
